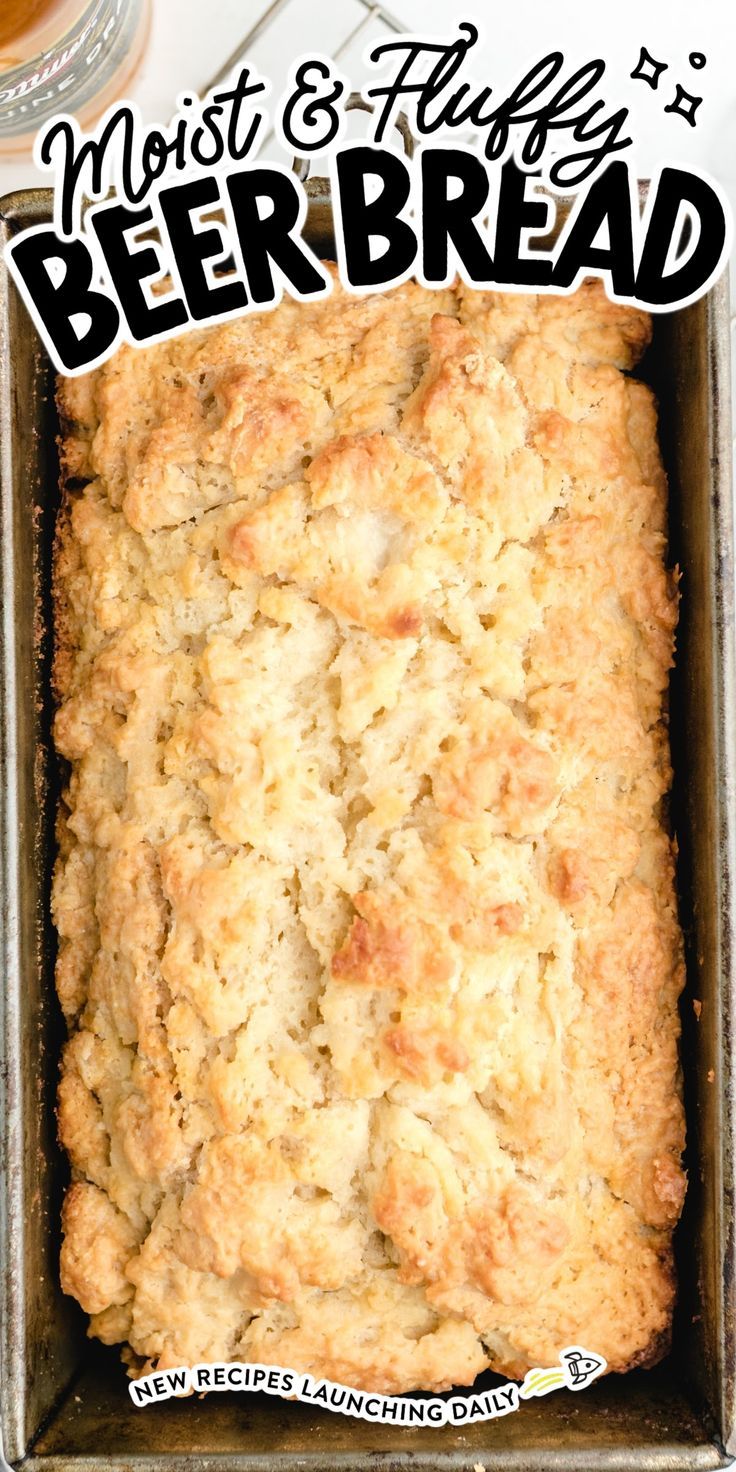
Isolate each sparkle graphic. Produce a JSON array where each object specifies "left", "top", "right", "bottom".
[
  {"left": 689, "top": 52, "right": 706, "bottom": 69},
  {"left": 664, "top": 83, "right": 703, "bottom": 126},
  {"left": 630, "top": 46, "right": 668, "bottom": 90}
]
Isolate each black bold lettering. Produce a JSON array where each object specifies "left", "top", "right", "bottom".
[
  {"left": 421, "top": 148, "right": 493, "bottom": 283},
  {"left": 39, "top": 109, "right": 132, "bottom": 235},
  {"left": 335, "top": 145, "right": 416, "bottom": 287},
  {"left": 131, "top": 1380, "right": 155, "bottom": 1403},
  {"left": 90, "top": 203, "right": 188, "bottom": 341},
  {"left": 225, "top": 167, "right": 327, "bottom": 302},
  {"left": 552, "top": 160, "right": 636, "bottom": 294},
  {"left": 636, "top": 166, "right": 728, "bottom": 307},
  {"left": 493, "top": 162, "right": 554, "bottom": 286},
  {"left": 7, "top": 228, "right": 120, "bottom": 371},
  {"left": 191, "top": 104, "right": 225, "bottom": 167},
  {"left": 159, "top": 177, "right": 247, "bottom": 320}
]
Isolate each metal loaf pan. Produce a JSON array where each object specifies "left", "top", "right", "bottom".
[{"left": 0, "top": 185, "right": 734, "bottom": 1471}]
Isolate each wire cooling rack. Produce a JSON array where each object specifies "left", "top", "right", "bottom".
[{"left": 206, "top": 0, "right": 405, "bottom": 92}]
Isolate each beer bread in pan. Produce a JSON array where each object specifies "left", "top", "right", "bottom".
[{"left": 53, "top": 271, "right": 685, "bottom": 1392}]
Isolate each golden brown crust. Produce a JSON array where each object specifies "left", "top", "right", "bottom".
[{"left": 53, "top": 273, "right": 684, "bottom": 1391}]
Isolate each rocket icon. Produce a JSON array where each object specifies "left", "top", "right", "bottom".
[{"left": 560, "top": 1348, "right": 607, "bottom": 1389}]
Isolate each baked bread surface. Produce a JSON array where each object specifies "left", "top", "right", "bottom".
[{"left": 54, "top": 271, "right": 685, "bottom": 1392}]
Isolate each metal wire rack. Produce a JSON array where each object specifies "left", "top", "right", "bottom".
[{"left": 205, "top": 0, "right": 405, "bottom": 93}]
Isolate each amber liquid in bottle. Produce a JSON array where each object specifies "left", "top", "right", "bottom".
[
  {"left": 0, "top": 0, "right": 80, "bottom": 62},
  {"left": 0, "top": 0, "right": 151, "bottom": 152}
]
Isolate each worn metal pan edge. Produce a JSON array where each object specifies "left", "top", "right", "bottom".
[{"left": 0, "top": 185, "right": 734, "bottom": 1470}]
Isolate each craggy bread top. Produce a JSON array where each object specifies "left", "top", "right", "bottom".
[{"left": 53, "top": 271, "right": 685, "bottom": 1391}]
